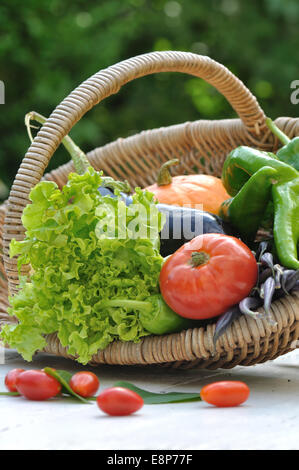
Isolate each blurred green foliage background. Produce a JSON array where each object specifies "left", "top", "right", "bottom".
[{"left": 0, "top": 0, "right": 298, "bottom": 199}]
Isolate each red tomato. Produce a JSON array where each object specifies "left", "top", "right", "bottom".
[
  {"left": 159, "top": 233, "right": 258, "bottom": 319},
  {"left": 4, "top": 368, "right": 25, "bottom": 393},
  {"left": 96, "top": 387, "right": 144, "bottom": 416},
  {"left": 200, "top": 381, "right": 250, "bottom": 407},
  {"left": 69, "top": 371, "right": 100, "bottom": 398},
  {"left": 15, "top": 370, "right": 62, "bottom": 401}
]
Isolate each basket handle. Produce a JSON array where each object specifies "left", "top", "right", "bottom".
[{"left": 4, "top": 51, "right": 266, "bottom": 292}]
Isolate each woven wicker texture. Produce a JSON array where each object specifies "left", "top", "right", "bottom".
[{"left": 1, "top": 51, "right": 299, "bottom": 369}]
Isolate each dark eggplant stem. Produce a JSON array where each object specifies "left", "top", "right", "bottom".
[
  {"left": 260, "top": 252, "right": 274, "bottom": 274},
  {"left": 213, "top": 306, "right": 241, "bottom": 353},
  {"left": 274, "top": 264, "right": 284, "bottom": 289},
  {"left": 262, "top": 277, "right": 277, "bottom": 326},
  {"left": 259, "top": 267, "right": 273, "bottom": 284},
  {"left": 280, "top": 270, "right": 296, "bottom": 295},
  {"left": 256, "top": 241, "right": 269, "bottom": 261},
  {"left": 239, "top": 297, "right": 263, "bottom": 319},
  {"left": 284, "top": 270, "right": 299, "bottom": 292}
]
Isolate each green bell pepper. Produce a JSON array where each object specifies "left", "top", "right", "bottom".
[{"left": 98, "top": 294, "right": 191, "bottom": 335}]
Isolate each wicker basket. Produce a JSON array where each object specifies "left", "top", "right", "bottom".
[{"left": 1, "top": 51, "right": 299, "bottom": 369}]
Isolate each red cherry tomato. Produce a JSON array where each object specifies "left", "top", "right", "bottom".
[
  {"left": 4, "top": 368, "right": 25, "bottom": 393},
  {"left": 15, "top": 370, "right": 62, "bottom": 401},
  {"left": 96, "top": 387, "right": 144, "bottom": 416},
  {"left": 159, "top": 233, "right": 258, "bottom": 319},
  {"left": 200, "top": 381, "right": 250, "bottom": 407},
  {"left": 69, "top": 371, "right": 100, "bottom": 398}
]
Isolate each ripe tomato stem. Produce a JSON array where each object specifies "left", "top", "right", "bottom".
[{"left": 190, "top": 251, "right": 210, "bottom": 267}]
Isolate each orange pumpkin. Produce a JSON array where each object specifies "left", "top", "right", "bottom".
[{"left": 145, "top": 159, "right": 230, "bottom": 215}]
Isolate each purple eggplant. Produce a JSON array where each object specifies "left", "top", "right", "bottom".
[{"left": 98, "top": 185, "right": 235, "bottom": 257}]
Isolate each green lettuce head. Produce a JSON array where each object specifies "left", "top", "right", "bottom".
[{"left": 1, "top": 167, "right": 165, "bottom": 364}]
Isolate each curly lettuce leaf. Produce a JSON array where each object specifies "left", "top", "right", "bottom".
[{"left": 1, "top": 167, "right": 165, "bottom": 364}]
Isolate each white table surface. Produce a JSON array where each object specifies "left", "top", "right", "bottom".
[{"left": 0, "top": 347, "right": 298, "bottom": 450}]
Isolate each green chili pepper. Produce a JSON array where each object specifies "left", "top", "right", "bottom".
[
  {"left": 266, "top": 117, "right": 299, "bottom": 171},
  {"left": 220, "top": 166, "right": 278, "bottom": 242},
  {"left": 222, "top": 146, "right": 298, "bottom": 196},
  {"left": 272, "top": 178, "right": 299, "bottom": 270},
  {"left": 221, "top": 136, "right": 299, "bottom": 269},
  {"left": 221, "top": 146, "right": 298, "bottom": 241},
  {"left": 98, "top": 294, "right": 191, "bottom": 335}
]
